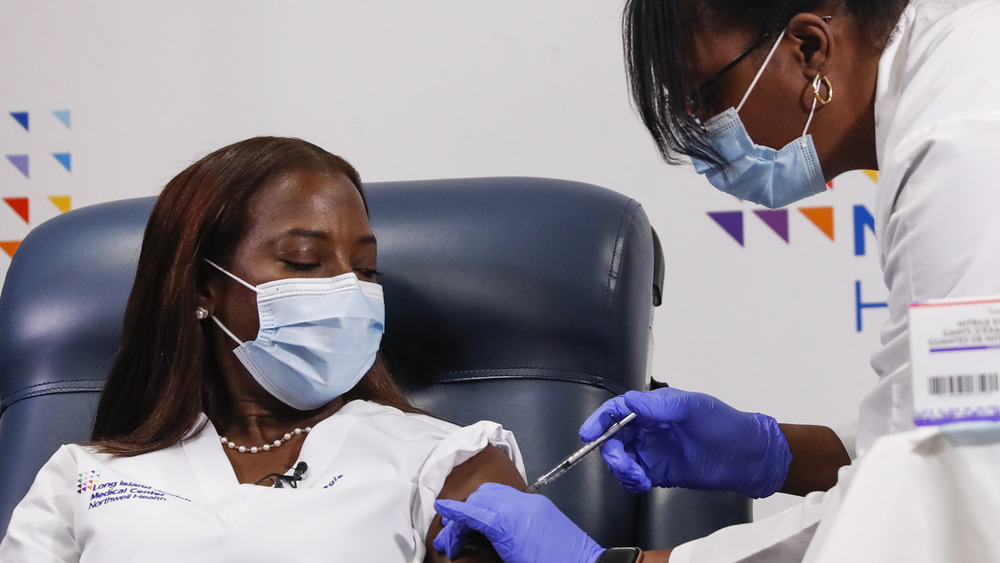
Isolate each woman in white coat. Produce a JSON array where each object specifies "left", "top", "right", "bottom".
[
  {"left": 432, "top": 0, "right": 1000, "bottom": 561},
  {"left": 0, "top": 136, "right": 525, "bottom": 562}
]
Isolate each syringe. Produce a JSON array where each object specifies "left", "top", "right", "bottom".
[{"left": 526, "top": 412, "right": 637, "bottom": 493}]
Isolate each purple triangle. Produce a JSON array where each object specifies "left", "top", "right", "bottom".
[
  {"left": 6, "top": 154, "right": 28, "bottom": 178},
  {"left": 753, "top": 209, "right": 789, "bottom": 243},
  {"left": 707, "top": 211, "right": 744, "bottom": 246}
]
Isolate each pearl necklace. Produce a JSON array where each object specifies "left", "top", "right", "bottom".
[{"left": 220, "top": 426, "right": 312, "bottom": 454}]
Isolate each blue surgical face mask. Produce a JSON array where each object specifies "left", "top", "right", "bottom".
[
  {"left": 689, "top": 32, "right": 827, "bottom": 209},
  {"left": 205, "top": 259, "right": 385, "bottom": 411}
]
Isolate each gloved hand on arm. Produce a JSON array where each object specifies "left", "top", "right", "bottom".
[
  {"left": 433, "top": 483, "right": 605, "bottom": 563},
  {"left": 579, "top": 388, "right": 791, "bottom": 498}
]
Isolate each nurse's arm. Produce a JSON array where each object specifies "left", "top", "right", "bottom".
[
  {"left": 778, "top": 424, "right": 851, "bottom": 496},
  {"left": 424, "top": 445, "right": 526, "bottom": 563}
]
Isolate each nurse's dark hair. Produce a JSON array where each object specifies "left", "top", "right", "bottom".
[
  {"left": 90, "top": 136, "right": 417, "bottom": 456},
  {"left": 624, "top": 0, "right": 909, "bottom": 167}
]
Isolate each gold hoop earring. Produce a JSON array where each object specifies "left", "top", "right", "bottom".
[{"left": 812, "top": 74, "right": 833, "bottom": 105}]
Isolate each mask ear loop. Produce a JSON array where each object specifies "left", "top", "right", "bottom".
[
  {"left": 211, "top": 315, "right": 245, "bottom": 346},
  {"left": 736, "top": 30, "right": 786, "bottom": 113},
  {"left": 204, "top": 258, "right": 260, "bottom": 293},
  {"left": 203, "top": 258, "right": 258, "bottom": 346},
  {"left": 800, "top": 74, "right": 833, "bottom": 146}
]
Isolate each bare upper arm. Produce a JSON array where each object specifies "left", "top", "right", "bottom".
[{"left": 423, "top": 444, "right": 526, "bottom": 563}]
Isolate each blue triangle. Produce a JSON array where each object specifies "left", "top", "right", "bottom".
[
  {"left": 53, "top": 110, "right": 71, "bottom": 129},
  {"left": 53, "top": 153, "right": 71, "bottom": 172},
  {"left": 6, "top": 155, "right": 29, "bottom": 178},
  {"left": 708, "top": 211, "right": 744, "bottom": 246},
  {"left": 10, "top": 112, "right": 28, "bottom": 131}
]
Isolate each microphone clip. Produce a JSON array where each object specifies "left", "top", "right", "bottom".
[{"left": 257, "top": 461, "right": 308, "bottom": 488}]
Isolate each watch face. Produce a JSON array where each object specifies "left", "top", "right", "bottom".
[{"left": 599, "top": 547, "right": 642, "bottom": 563}]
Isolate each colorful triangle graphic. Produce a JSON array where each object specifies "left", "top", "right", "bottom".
[
  {"left": 53, "top": 110, "right": 71, "bottom": 129},
  {"left": 826, "top": 180, "right": 834, "bottom": 189},
  {"left": 708, "top": 211, "right": 744, "bottom": 246},
  {"left": 6, "top": 154, "right": 28, "bottom": 178},
  {"left": 53, "top": 153, "right": 71, "bottom": 172},
  {"left": 863, "top": 170, "right": 878, "bottom": 184},
  {"left": 0, "top": 241, "right": 20, "bottom": 259},
  {"left": 799, "top": 206, "right": 835, "bottom": 241},
  {"left": 4, "top": 198, "right": 29, "bottom": 224},
  {"left": 753, "top": 209, "right": 789, "bottom": 243},
  {"left": 49, "top": 195, "right": 72, "bottom": 213},
  {"left": 10, "top": 112, "right": 28, "bottom": 131}
]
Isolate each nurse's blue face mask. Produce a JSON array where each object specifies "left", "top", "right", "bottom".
[{"left": 688, "top": 30, "right": 828, "bottom": 209}]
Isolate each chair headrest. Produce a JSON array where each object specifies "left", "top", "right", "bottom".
[{"left": 369, "top": 177, "right": 653, "bottom": 396}]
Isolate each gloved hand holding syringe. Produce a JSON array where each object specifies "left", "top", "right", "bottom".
[
  {"left": 526, "top": 411, "right": 637, "bottom": 493},
  {"left": 435, "top": 387, "right": 795, "bottom": 561}
]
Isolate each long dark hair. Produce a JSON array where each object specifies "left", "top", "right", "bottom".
[
  {"left": 623, "top": 0, "right": 909, "bottom": 168},
  {"left": 91, "top": 136, "right": 416, "bottom": 456}
]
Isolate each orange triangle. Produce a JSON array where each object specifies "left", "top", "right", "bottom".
[
  {"left": 4, "top": 197, "right": 28, "bottom": 223},
  {"left": 799, "top": 206, "right": 834, "bottom": 241},
  {"left": 0, "top": 241, "right": 20, "bottom": 258},
  {"left": 863, "top": 170, "right": 878, "bottom": 184},
  {"left": 48, "top": 195, "right": 71, "bottom": 213},
  {"left": 826, "top": 180, "right": 834, "bottom": 189}
]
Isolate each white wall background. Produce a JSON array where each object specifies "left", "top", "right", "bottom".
[{"left": 0, "top": 1, "right": 889, "bottom": 519}]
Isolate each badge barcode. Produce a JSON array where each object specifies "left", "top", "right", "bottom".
[{"left": 928, "top": 373, "right": 1000, "bottom": 395}]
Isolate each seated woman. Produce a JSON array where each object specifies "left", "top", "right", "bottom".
[{"left": 0, "top": 136, "right": 526, "bottom": 562}]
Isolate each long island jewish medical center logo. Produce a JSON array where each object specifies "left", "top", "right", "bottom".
[
  {"left": 705, "top": 170, "right": 888, "bottom": 333},
  {"left": 76, "top": 470, "right": 192, "bottom": 510}
]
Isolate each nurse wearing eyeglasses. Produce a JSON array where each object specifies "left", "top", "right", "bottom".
[{"left": 433, "top": 0, "right": 1000, "bottom": 561}]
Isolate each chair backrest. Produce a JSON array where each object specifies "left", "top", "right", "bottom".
[
  {"left": 369, "top": 178, "right": 654, "bottom": 546},
  {"left": 0, "top": 176, "right": 748, "bottom": 547}
]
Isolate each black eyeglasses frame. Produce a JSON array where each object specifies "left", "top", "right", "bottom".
[{"left": 684, "top": 31, "right": 773, "bottom": 123}]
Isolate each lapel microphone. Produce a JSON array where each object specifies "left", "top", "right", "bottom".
[{"left": 259, "top": 461, "right": 308, "bottom": 488}]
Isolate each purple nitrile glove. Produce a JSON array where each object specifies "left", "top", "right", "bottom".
[
  {"left": 579, "top": 387, "right": 791, "bottom": 498},
  {"left": 433, "top": 483, "right": 605, "bottom": 563}
]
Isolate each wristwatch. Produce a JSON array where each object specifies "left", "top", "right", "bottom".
[{"left": 596, "top": 547, "right": 642, "bottom": 563}]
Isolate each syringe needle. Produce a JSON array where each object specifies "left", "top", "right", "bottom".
[{"left": 527, "top": 412, "right": 637, "bottom": 493}]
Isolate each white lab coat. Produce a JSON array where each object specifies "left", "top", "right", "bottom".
[
  {"left": 0, "top": 400, "right": 525, "bottom": 562},
  {"left": 805, "top": 422, "right": 1000, "bottom": 561},
  {"left": 671, "top": 1, "right": 1000, "bottom": 560}
]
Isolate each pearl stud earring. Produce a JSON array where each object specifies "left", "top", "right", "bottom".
[{"left": 196, "top": 306, "right": 209, "bottom": 320}]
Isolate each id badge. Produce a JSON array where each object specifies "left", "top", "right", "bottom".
[{"left": 909, "top": 296, "right": 1000, "bottom": 425}]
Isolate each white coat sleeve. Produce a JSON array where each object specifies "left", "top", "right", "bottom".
[
  {"left": 410, "top": 421, "right": 526, "bottom": 546},
  {"left": 804, "top": 423, "right": 1000, "bottom": 563},
  {"left": 0, "top": 446, "right": 80, "bottom": 562}
]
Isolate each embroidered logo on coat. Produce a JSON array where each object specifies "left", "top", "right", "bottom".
[{"left": 77, "top": 470, "right": 101, "bottom": 494}]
